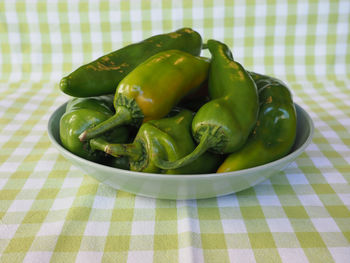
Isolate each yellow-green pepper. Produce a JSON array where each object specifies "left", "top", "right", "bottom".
[
  {"left": 217, "top": 72, "right": 297, "bottom": 172},
  {"left": 79, "top": 50, "right": 210, "bottom": 141}
]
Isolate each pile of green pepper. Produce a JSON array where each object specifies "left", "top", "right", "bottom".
[{"left": 59, "top": 28, "right": 297, "bottom": 174}]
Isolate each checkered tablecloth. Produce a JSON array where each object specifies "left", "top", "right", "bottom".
[{"left": 1, "top": 1, "right": 349, "bottom": 262}]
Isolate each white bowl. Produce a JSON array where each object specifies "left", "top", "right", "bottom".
[{"left": 48, "top": 102, "right": 314, "bottom": 200}]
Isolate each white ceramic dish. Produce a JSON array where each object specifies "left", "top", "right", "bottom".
[{"left": 48, "top": 102, "right": 314, "bottom": 200}]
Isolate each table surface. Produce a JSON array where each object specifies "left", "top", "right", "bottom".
[{"left": 1, "top": 1, "right": 350, "bottom": 262}]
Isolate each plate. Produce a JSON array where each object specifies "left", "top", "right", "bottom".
[{"left": 48, "top": 102, "right": 314, "bottom": 200}]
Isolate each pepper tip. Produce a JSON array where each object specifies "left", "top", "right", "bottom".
[{"left": 59, "top": 77, "right": 68, "bottom": 92}]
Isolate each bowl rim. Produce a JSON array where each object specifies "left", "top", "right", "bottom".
[{"left": 48, "top": 102, "right": 314, "bottom": 179}]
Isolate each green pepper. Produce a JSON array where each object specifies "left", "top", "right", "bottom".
[
  {"left": 79, "top": 50, "right": 210, "bottom": 141},
  {"left": 217, "top": 72, "right": 297, "bottom": 173},
  {"left": 155, "top": 39, "right": 259, "bottom": 170},
  {"left": 90, "top": 109, "right": 221, "bottom": 174},
  {"left": 59, "top": 96, "right": 130, "bottom": 162},
  {"left": 60, "top": 28, "right": 203, "bottom": 97}
]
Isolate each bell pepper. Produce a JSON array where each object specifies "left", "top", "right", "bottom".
[
  {"left": 155, "top": 39, "right": 259, "bottom": 170},
  {"left": 59, "top": 96, "right": 130, "bottom": 162},
  {"left": 89, "top": 109, "right": 221, "bottom": 174},
  {"left": 217, "top": 72, "right": 297, "bottom": 172},
  {"left": 60, "top": 28, "right": 203, "bottom": 97},
  {"left": 79, "top": 50, "right": 210, "bottom": 141}
]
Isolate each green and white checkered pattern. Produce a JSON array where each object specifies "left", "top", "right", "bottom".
[{"left": 1, "top": 0, "right": 349, "bottom": 262}]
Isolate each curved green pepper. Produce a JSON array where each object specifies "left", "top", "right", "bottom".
[
  {"left": 79, "top": 50, "right": 210, "bottom": 141},
  {"left": 60, "top": 28, "right": 203, "bottom": 97},
  {"left": 155, "top": 39, "right": 258, "bottom": 170},
  {"left": 59, "top": 96, "right": 129, "bottom": 162},
  {"left": 90, "top": 109, "right": 221, "bottom": 174},
  {"left": 217, "top": 72, "right": 297, "bottom": 173}
]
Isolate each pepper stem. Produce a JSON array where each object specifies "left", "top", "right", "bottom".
[
  {"left": 79, "top": 106, "right": 132, "bottom": 141},
  {"left": 90, "top": 138, "right": 142, "bottom": 160},
  {"left": 153, "top": 130, "right": 212, "bottom": 170}
]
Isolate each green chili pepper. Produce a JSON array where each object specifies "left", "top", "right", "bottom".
[
  {"left": 154, "top": 39, "right": 259, "bottom": 170},
  {"left": 79, "top": 50, "right": 210, "bottom": 141},
  {"left": 217, "top": 72, "right": 297, "bottom": 173},
  {"left": 60, "top": 28, "right": 203, "bottom": 97},
  {"left": 90, "top": 109, "right": 221, "bottom": 174},
  {"left": 59, "top": 96, "right": 130, "bottom": 162}
]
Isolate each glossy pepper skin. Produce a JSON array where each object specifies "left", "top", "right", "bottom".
[
  {"left": 59, "top": 96, "right": 129, "bottom": 162},
  {"left": 217, "top": 72, "right": 297, "bottom": 173},
  {"left": 155, "top": 39, "right": 258, "bottom": 170},
  {"left": 90, "top": 109, "right": 221, "bottom": 174},
  {"left": 79, "top": 50, "right": 210, "bottom": 141},
  {"left": 60, "top": 28, "right": 203, "bottom": 97}
]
